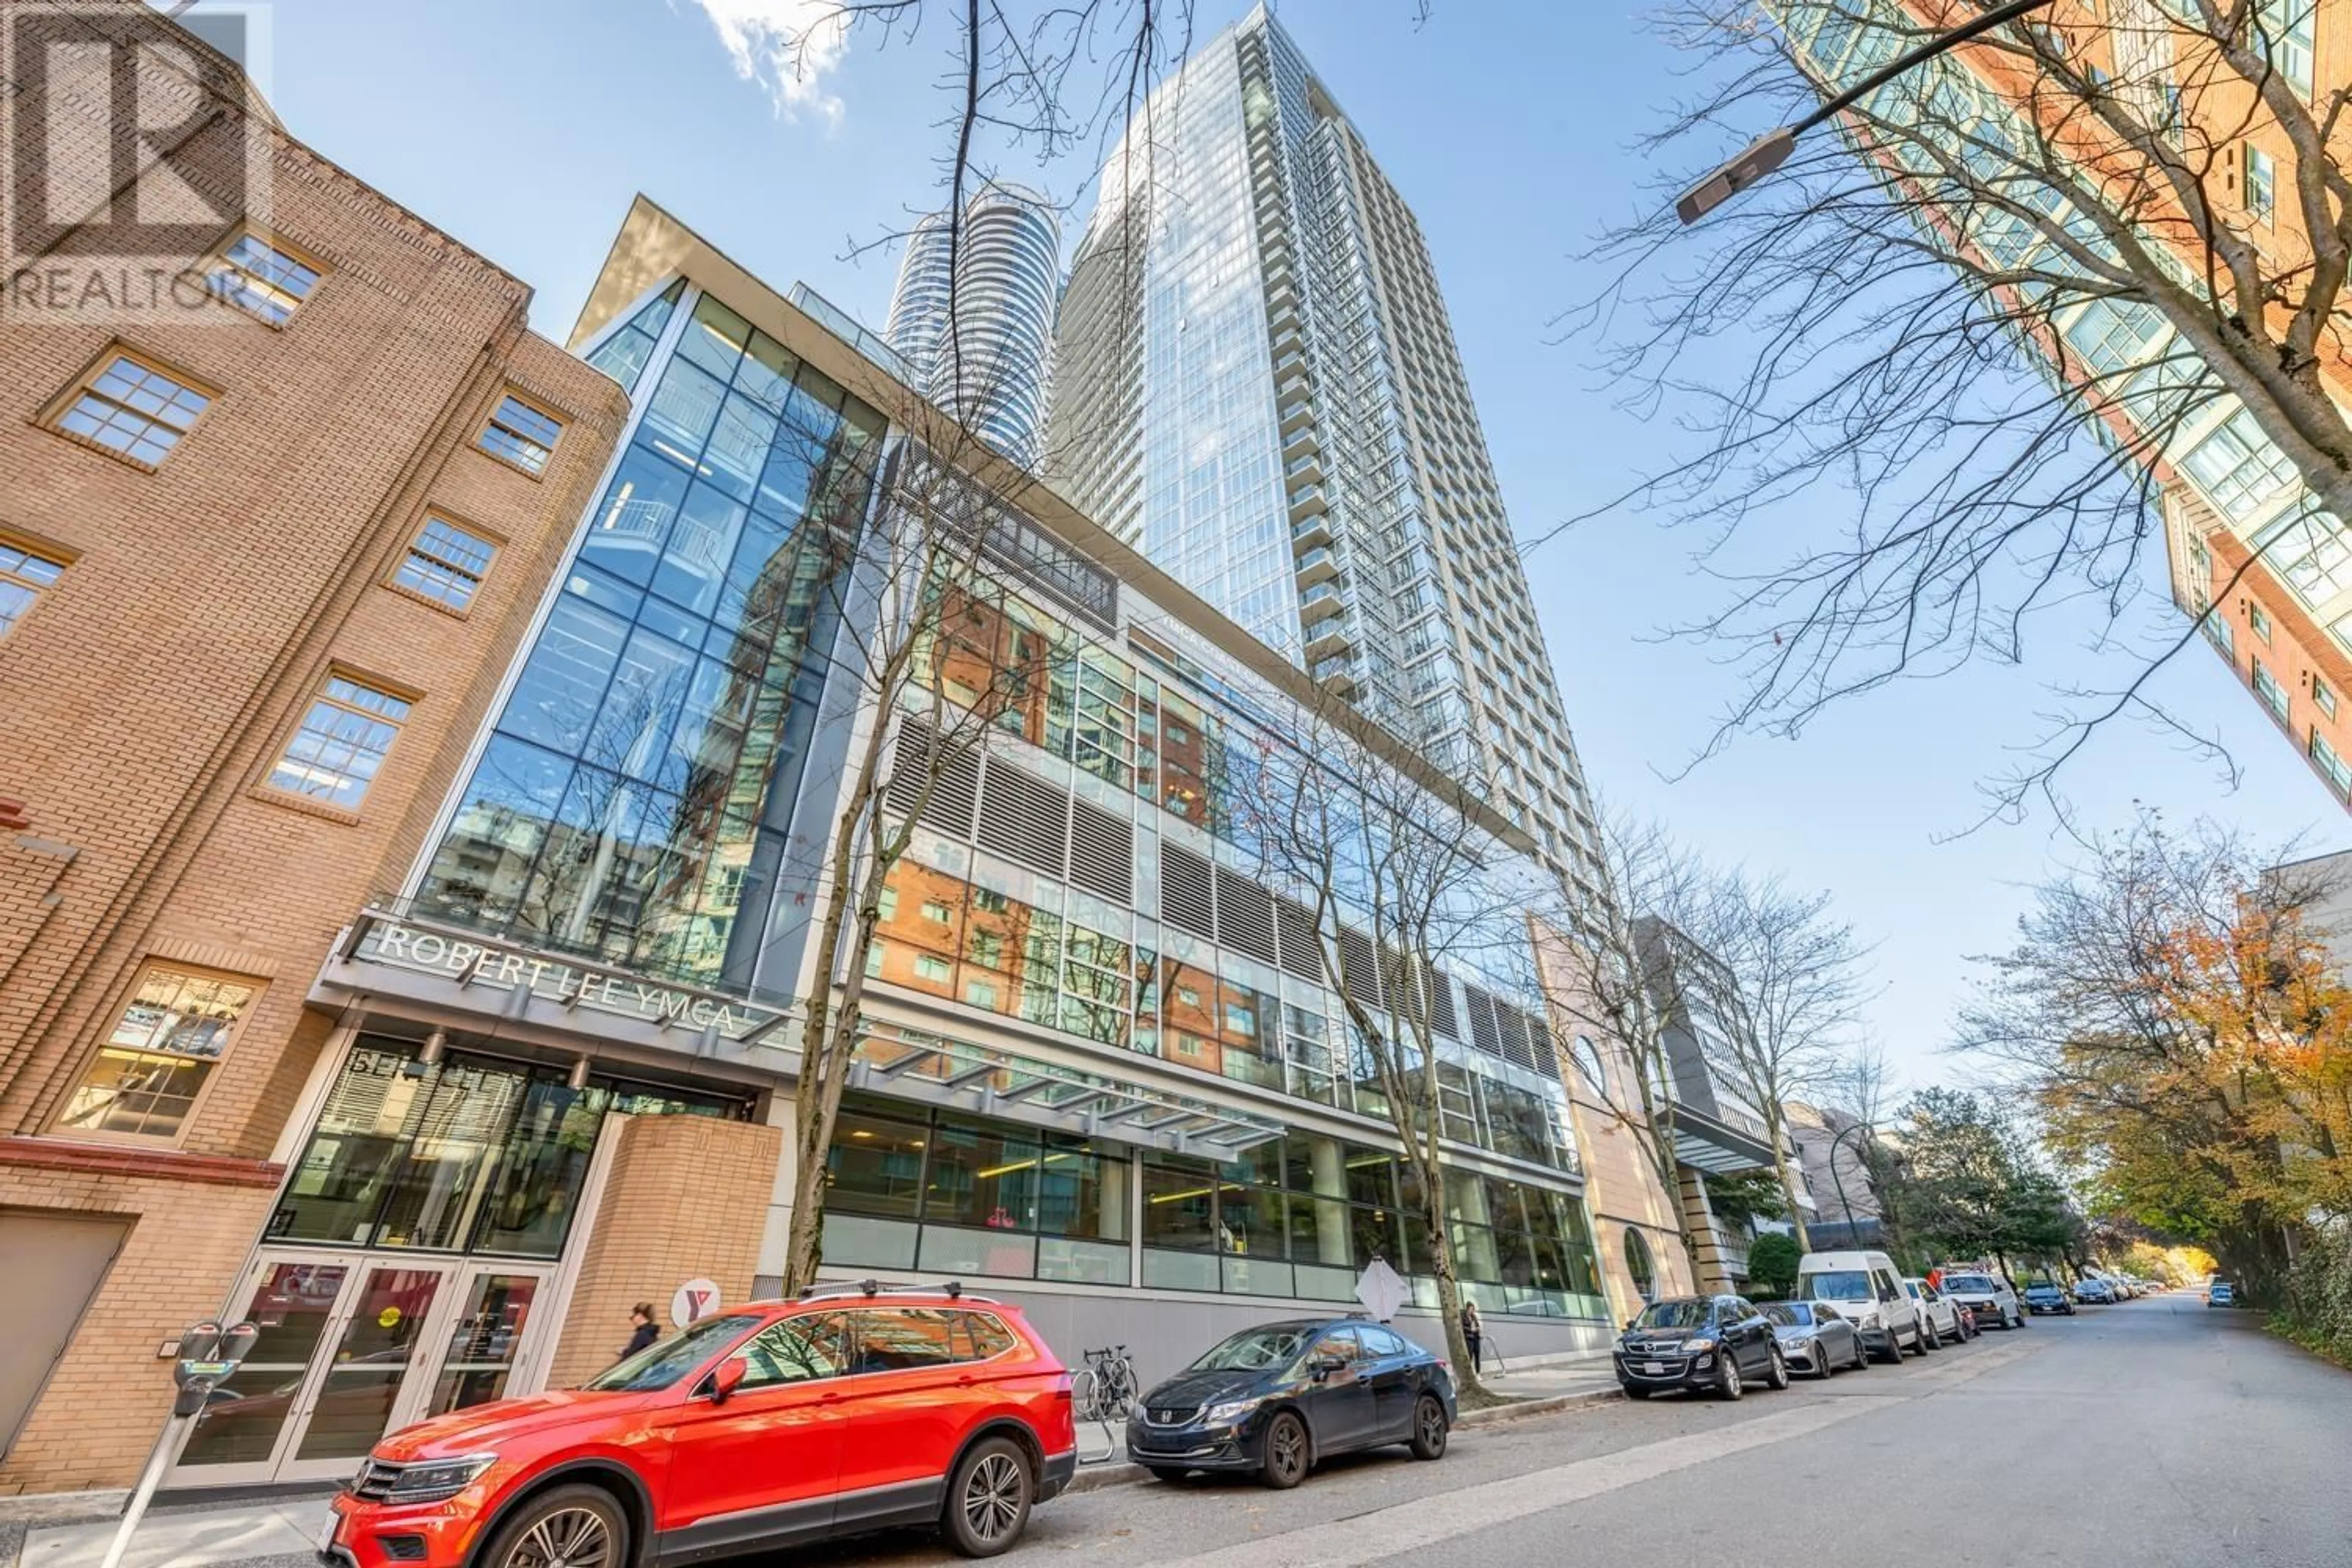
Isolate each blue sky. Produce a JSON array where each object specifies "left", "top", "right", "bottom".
[{"left": 247, "top": 0, "right": 2334, "bottom": 1090}]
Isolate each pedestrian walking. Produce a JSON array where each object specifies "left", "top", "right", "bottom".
[
  {"left": 620, "top": 1302, "right": 658, "bottom": 1359},
  {"left": 1460, "top": 1299, "right": 1483, "bottom": 1371}
]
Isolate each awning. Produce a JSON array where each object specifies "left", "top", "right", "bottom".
[
  {"left": 1672, "top": 1104, "right": 1779, "bottom": 1174},
  {"left": 851, "top": 1025, "right": 1286, "bottom": 1156}
]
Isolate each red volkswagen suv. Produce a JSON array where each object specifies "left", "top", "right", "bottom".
[{"left": 320, "top": 1285, "right": 1075, "bottom": 1568}]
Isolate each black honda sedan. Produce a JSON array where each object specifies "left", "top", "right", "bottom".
[
  {"left": 1615, "top": 1294, "right": 1789, "bottom": 1399},
  {"left": 1126, "top": 1317, "right": 1457, "bottom": 1488}
]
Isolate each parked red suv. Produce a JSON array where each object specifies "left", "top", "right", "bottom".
[{"left": 320, "top": 1285, "right": 1075, "bottom": 1568}]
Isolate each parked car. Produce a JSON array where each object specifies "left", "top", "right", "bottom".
[
  {"left": 322, "top": 1287, "right": 1076, "bottom": 1568},
  {"left": 2022, "top": 1281, "right": 2076, "bottom": 1316},
  {"left": 1615, "top": 1294, "right": 1789, "bottom": 1400},
  {"left": 1126, "top": 1317, "right": 1455, "bottom": 1489},
  {"left": 2074, "top": 1278, "right": 2117, "bottom": 1305},
  {"left": 1798, "top": 1249, "right": 1925, "bottom": 1362},
  {"left": 1904, "top": 1278, "right": 1971, "bottom": 1346},
  {"left": 1938, "top": 1270, "right": 2024, "bottom": 1330},
  {"left": 1762, "top": 1301, "right": 1868, "bottom": 1378},
  {"left": 2207, "top": 1280, "right": 2236, "bottom": 1308}
]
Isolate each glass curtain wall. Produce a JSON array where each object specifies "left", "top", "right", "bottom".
[
  {"left": 270, "top": 1038, "right": 744, "bottom": 1259},
  {"left": 418, "top": 291, "right": 886, "bottom": 995},
  {"left": 819, "top": 1096, "right": 1604, "bottom": 1319}
]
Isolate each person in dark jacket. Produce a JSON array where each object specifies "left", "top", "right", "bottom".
[
  {"left": 1460, "top": 1300, "right": 1483, "bottom": 1371},
  {"left": 621, "top": 1303, "right": 659, "bottom": 1359}
]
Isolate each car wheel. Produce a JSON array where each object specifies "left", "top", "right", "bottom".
[
  {"left": 1409, "top": 1395, "right": 1449, "bottom": 1460},
  {"left": 476, "top": 1483, "right": 629, "bottom": 1568},
  {"left": 1717, "top": 1354, "right": 1744, "bottom": 1401},
  {"left": 943, "top": 1435, "right": 1033, "bottom": 1558},
  {"left": 1849, "top": 1335, "right": 1869, "bottom": 1371},
  {"left": 1260, "top": 1411, "right": 1310, "bottom": 1490},
  {"left": 1765, "top": 1347, "right": 1790, "bottom": 1391}
]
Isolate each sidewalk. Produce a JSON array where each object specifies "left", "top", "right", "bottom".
[
  {"left": 4, "top": 1493, "right": 332, "bottom": 1568},
  {"left": 1475, "top": 1348, "right": 1619, "bottom": 1402}
]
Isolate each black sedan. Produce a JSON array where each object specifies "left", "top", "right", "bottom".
[
  {"left": 1126, "top": 1317, "right": 1456, "bottom": 1489},
  {"left": 1763, "top": 1301, "right": 1868, "bottom": 1378},
  {"left": 1615, "top": 1294, "right": 1789, "bottom": 1400}
]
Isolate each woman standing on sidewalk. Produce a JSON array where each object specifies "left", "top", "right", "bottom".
[{"left": 1460, "top": 1300, "right": 1483, "bottom": 1371}]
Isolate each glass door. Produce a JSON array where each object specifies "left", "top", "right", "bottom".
[
  {"left": 173, "top": 1256, "right": 361, "bottom": 1485},
  {"left": 281, "top": 1264, "right": 445, "bottom": 1479},
  {"left": 423, "top": 1267, "right": 547, "bottom": 1416}
]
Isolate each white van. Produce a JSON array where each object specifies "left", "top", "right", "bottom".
[{"left": 1797, "top": 1250, "right": 1924, "bottom": 1363}]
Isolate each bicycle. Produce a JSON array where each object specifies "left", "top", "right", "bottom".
[{"left": 1069, "top": 1343, "right": 1139, "bottom": 1425}]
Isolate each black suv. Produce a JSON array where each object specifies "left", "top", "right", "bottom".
[
  {"left": 1615, "top": 1294, "right": 1789, "bottom": 1400},
  {"left": 1126, "top": 1317, "right": 1456, "bottom": 1488}
]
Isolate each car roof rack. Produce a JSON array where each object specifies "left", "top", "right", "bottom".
[{"left": 792, "top": 1278, "right": 1001, "bottom": 1305}]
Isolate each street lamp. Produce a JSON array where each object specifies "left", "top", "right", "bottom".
[
  {"left": 1823, "top": 1119, "right": 1875, "bottom": 1242},
  {"left": 1676, "top": 0, "right": 2057, "bottom": 224}
]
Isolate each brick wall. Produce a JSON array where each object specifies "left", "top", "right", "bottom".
[
  {"left": 0, "top": 2, "right": 627, "bottom": 1493},
  {"left": 0, "top": 1145, "right": 277, "bottom": 1494},
  {"left": 546, "top": 1117, "right": 782, "bottom": 1392}
]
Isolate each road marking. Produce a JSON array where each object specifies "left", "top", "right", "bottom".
[{"left": 1152, "top": 1396, "right": 1904, "bottom": 1568}]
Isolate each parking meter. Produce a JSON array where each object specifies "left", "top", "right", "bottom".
[
  {"left": 103, "top": 1319, "right": 262, "bottom": 1568},
  {"left": 170, "top": 1319, "right": 258, "bottom": 1417}
]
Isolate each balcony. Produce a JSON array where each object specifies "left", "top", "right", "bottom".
[
  {"left": 1312, "top": 655, "right": 1360, "bottom": 697},
  {"left": 1278, "top": 400, "right": 1316, "bottom": 436},
  {"left": 1287, "top": 484, "right": 1329, "bottom": 522},
  {"left": 1294, "top": 546, "right": 1339, "bottom": 587},
  {"left": 1303, "top": 622, "right": 1356, "bottom": 663},
  {"left": 1285, "top": 448, "right": 1324, "bottom": 486},
  {"left": 1297, "top": 581, "right": 1345, "bottom": 624},
  {"left": 1292, "top": 514, "right": 1333, "bottom": 552}
]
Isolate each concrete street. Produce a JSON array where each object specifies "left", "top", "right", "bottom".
[{"left": 13, "top": 1294, "right": 2346, "bottom": 1568}]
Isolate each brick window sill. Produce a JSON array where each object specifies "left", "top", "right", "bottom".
[{"left": 251, "top": 785, "right": 365, "bottom": 826}]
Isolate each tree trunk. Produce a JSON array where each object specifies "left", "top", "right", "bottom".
[
  {"left": 1764, "top": 1105, "right": 1812, "bottom": 1254},
  {"left": 1415, "top": 1163, "right": 1488, "bottom": 1403}
]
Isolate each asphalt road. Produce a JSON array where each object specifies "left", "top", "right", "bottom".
[{"left": 791, "top": 1294, "right": 2352, "bottom": 1568}]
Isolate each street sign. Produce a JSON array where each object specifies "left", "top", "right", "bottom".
[{"left": 1355, "top": 1258, "right": 1406, "bottom": 1322}]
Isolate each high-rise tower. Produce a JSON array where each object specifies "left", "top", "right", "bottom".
[
  {"left": 885, "top": 183, "right": 1061, "bottom": 469},
  {"left": 1049, "top": 8, "right": 1604, "bottom": 895}
]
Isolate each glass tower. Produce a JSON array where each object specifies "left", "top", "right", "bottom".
[
  {"left": 885, "top": 184, "right": 1062, "bottom": 469},
  {"left": 1049, "top": 7, "right": 1605, "bottom": 897}
]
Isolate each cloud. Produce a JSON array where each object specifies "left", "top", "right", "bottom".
[{"left": 676, "top": 0, "right": 853, "bottom": 126}]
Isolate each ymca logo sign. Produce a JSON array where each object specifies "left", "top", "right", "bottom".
[{"left": 671, "top": 1278, "right": 721, "bottom": 1330}]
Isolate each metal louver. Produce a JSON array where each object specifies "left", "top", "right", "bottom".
[
  {"left": 884, "top": 720, "right": 979, "bottom": 837},
  {"left": 1495, "top": 1005, "right": 1531, "bottom": 1070},
  {"left": 974, "top": 758, "right": 1068, "bottom": 878},
  {"left": 1213, "top": 868, "right": 1278, "bottom": 965},
  {"left": 1527, "top": 1016, "right": 1560, "bottom": 1082},
  {"left": 1160, "top": 842, "right": 1216, "bottom": 941},
  {"left": 1464, "top": 984, "right": 1502, "bottom": 1058},
  {"left": 1068, "top": 797, "right": 1133, "bottom": 904},
  {"left": 1336, "top": 929, "right": 1382, "bottom": 1009},
  {"left": 1274, "top": 896, "right": 1325, "bottom": 982},
  {"left": 1422, "top": 959, "right": 1457, "bottom": 1039}
]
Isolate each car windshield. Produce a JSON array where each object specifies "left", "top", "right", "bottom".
[
  {"left": 581, "top": 1313, "right": 761, "bottom": 1392},
  {"left": 1632, "top": 1300, "right": 1712, "bottom": 1329},
  {"left": 1191, "top": 1324, "right": 1317, "bottom": 1371},
  {"left": 2027, "top": 1284, "right": 2060, "bottom": 1295},
  {"left": 1798, "top": 1270, "right": 1871, "bottom": 1300},
  {"left": 1944, "top": 1275, "right": 1997, "bottom": 1293},
  {"left": 1762, "top": 1304, "right": 1809, "bottom": 1327}
]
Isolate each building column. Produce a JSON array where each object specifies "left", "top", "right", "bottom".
[
  {"left": 753, "top": 1093, "right": 799, "bottom": 1298},
  {"left": 1310, "top": 1136, "right": 1351, "bottom": 1266},
  {"left": 1678, "top": 1167, "right": 1735, "bottom": 1293}
]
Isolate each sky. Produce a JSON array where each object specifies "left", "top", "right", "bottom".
[{"left": 233, "top": 0, "right": 2337, "bottom": 1093}]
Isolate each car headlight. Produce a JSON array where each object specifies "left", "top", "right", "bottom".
[
  {"left": 1683, "top": 1338, "right": 1716, "bottom": 1354},
  {"left": 1854, "top": 1310, "right": 1879, "bottom": 1329},
  {"left": 382, "top": 1455, "right": 497, "bottom": 1504},
  {"left": 1202, "top": 1398, "right": 1258, "bottom": 1426}
]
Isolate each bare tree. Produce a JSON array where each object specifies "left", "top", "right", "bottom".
[
  {"left": 1708, "top": 870, "right": 1875, "bottom": 1251},
  {"left": 1231, "top": 695, "right": 1547, "bottom": 1403},
  {"left": 1534, "top": 805, "right": 1719, "bottom": 1279},
  {"left": 1569, "top": 0, "right": 2352, "bottom": 813}
]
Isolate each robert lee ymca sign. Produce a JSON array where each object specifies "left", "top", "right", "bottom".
[{"left": 343, "top": 911, "right": 788, "bottom": 1043}]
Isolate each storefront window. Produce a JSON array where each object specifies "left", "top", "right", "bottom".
[
  {"left": 924, "top": 1121, "right": 1041, "bottom": 1230},
  {"left": 826, "top": 1107, "right": 929, "bottom": 1217}
]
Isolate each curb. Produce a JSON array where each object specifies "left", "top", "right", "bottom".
[{"left": 1065, "top": 1386, "right": 1620, "bottom": 1494}]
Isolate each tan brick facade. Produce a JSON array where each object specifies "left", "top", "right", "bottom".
[
  {"left": 545, "top": 1115, "right": 782, "bottom": 1392},
  {"left": 0, "top": 1, "right": 625, "bottom": 1493}
]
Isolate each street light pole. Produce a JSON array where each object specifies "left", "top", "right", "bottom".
[
  {"left": 1824, "top": 1120, "right": 1872, "bottom": 1243},
  {"left": 1676, "top": 0, "right": 2058, "bottom": 224}
]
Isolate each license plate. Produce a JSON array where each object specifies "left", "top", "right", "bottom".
[
  {"left": 1642, "top": 1362, "right": 1665, "bottom": 1375},
  {"left": 319, "top": 1511, "right": 342, "bottom": 1555}
]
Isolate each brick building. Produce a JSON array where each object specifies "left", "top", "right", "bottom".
[{"left": 0, "top": 1, "right": 626, "bottom": 1493}]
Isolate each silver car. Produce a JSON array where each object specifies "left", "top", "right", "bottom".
[{"left": 1762, "top": 1300, "right": 1867, "bottom": 1378}]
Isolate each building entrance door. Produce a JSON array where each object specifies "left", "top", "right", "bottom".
[{"left": 168, "top": 1252, "right": 554, "bottom": 1487}]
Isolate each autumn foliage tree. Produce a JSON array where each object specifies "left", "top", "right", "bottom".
[{"left": 1961, "top": 816, "right": 2352, "bottom": 1305}]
